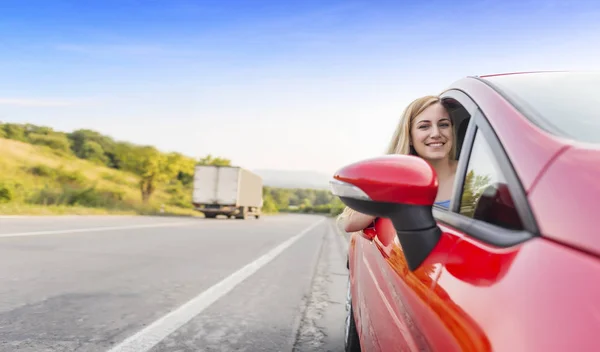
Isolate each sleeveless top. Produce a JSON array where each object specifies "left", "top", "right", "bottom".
[{"left": 434, "top": 199, "right": 450, "bottom": 208}]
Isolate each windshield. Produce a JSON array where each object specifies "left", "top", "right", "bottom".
[{"left": 481, "top": 72, "right": 600, "bottom": 144}]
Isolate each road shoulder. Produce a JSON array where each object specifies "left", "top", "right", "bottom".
[{"left": 293, "top": 219, "right": 349, "bottom": 352}]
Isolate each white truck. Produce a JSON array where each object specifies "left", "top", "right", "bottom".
[{"left": 192, "top": 165, "right": 263, "bottom": 219}]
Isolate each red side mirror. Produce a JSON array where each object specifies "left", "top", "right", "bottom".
[
  {"left": 330, "top": 155, "right": 442, "bottom": 271},
  {"left": 331, "top": 154, "right": 438, "bottom": 205}
]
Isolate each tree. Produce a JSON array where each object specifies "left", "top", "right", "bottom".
[
  {"left": 300, "top": 198, "right": 312, "bottom": 209},
  {"left": 165, "top": 152, "right": 196, "bottom": 186},
  {"left": 123, "top": 146, "right": 177, "bottom": 203},
  {"left": 271, "top": 188, "right": 291, "bottom": 209},
  {"left": 197, "top": 154, "right": 232, "bottom": 166},
  {"left": 261, "top": 192, "right": 279, "bottom": 213},
  {"left": 68, "top": 129, "right": 117, "bottom": 167},
  {"left": 111, "top": 142, "right": 138, "bottom": 171},
  {"left": 314, "top": 189, "right": 333, "bottom": 205},
  {"left": 81, "top": 140, "right": 109, "bottom": 165}
]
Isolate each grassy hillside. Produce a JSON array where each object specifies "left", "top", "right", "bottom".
[
  {"left": 0, "top": 137, "right": 198, "bottom": 216},
  {"left": 0, "top": 122, "right": 344, "bottom": 217}
]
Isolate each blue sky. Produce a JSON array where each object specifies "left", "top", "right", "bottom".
[{"left": 1, "top": 0, "right": 599, "bottom": 174}]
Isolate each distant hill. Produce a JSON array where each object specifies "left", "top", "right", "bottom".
[
  {"left": 253, "top": 169, "right": 331, "bottom": 190},
  {"left": 0, "top": 137, "right": 197, "bottom": 216}
]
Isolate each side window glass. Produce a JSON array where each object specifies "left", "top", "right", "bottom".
[{"left": 460, "top": 131, "right": 524, "bottom": 230}]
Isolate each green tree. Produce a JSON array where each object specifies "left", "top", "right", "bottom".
[
  {"left": 314, "top": 190, "right": 333, "bottom": 205},
  {"left": 123, "top": 146, "right": 177, "bottom": 203},
  {"left": 329, "top": 197, "right": 345, "bottom": 215},
  {"left": 111, "top": 142, "right": 139, "bottom": 171},
  {"left": 300, "top": 198, "right": 312, "bottom": 209},
  {"left": 261, "top": 192, "right": 279, "bottom": 213},
  {"left": 197, "top": 154, "right": 232, "bottom": 166},
  {"left": 81, "top": 140, "right": 109, "bottom": 164},
  {"left": 166, "top": 152, "right": 196, "bottom": 186},
  {"left": 271, "top": 188, "right": 291, "bottom": 209},
  {"left": 68, "top": 129, "right": 117, "bottom": 167}
]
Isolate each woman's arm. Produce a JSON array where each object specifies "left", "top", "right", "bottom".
[{"left": 344, "top": 211, "right": 376, "bottom": 232}]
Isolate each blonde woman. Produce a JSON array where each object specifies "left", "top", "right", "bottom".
[{"left": 340, "top": 95, "right": 458, "bottom": 233}]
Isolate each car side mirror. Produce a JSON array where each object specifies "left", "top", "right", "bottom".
[{"left": 330, "top": 155, "right": 442, "bottom": 271}]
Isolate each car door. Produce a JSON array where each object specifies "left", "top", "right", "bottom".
[
  {"left": 426, "top": 99, "right": 539, "bottom": 351},
  {"left": 353, "top": 214, "right": 442, "bottom": 352}
]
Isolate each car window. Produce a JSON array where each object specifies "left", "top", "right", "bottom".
[{"left": 459, "top": 130, "right": 524, "bottom": 230}]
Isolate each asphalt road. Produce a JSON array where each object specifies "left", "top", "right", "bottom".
[{"left": 0, "top": 214, "right": 349, "bottom": 352}]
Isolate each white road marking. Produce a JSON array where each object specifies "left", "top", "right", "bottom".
[
  {"left": 106, "top": 217, "right": 327, "bottom": 352},
  {"left": 0, "top": 221, "right": 197, "bottom": 238},
  {"left": 0, "top": 215, "right": 139, "bottom": 219}
]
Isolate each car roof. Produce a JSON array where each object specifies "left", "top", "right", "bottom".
[{"left": 476, "top": 70, "right": 569, "bottom": 78}]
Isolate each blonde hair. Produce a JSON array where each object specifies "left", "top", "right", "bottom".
[{"left": 337, "top": 95, "right": 456, "bottom": 227}]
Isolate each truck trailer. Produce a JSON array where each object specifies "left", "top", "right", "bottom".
[{"left": 192, "top": 165, "right": 263, "bottom": 219}]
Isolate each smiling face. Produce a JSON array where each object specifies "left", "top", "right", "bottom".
[{"left": 410, "top": 102, "right": 454, "bottom": 162}]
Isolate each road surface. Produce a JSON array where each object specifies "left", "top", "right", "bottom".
[{"left": 0, "top": 214, "right": 349, "bottom": 352}]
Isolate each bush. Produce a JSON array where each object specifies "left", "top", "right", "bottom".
[
  {"left": 102, "top": 172, "right": 134, "bottom": 187},
  {"left": 165, "top": 180, "right": 184, "bottom": 195},
  {"left": 168, "top": 196, "right": 192, "bottom": 209},
  {"left": 28, "top": 133, "right": 71, "bottom": 152},
  {"left": 29, "top": 164, "right": 56, "bottom": 177},
  {"left": 29, "top": 185, "right": 125, "bottom": 208},
  {"left": 29, "top": 186, "right": 62, "bottom": 206},
  {"left": 2, "top": 123, "right": 27, "bottom": 142},
  {"left": 0, "top": 183, "right": 13, "bottom": 203},
  {"left": 56, "top": 168, "right": 87, "bottom": 186},
  {"left": 164, "top": 181, "right": 192, "bottom": 208},
  {"left": 28, "top": 165, "right": 87, "bottom": 187}
]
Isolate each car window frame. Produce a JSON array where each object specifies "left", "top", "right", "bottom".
[
  {"left": 434, "top": 89, "right": 539, "bottom": 247},
  {"left": 437, "top": 89, "right": 478, "bottom": 212}
]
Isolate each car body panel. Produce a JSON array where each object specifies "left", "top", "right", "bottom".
[
  {"left": 528, "top": 144, "right": 600, "bottom": 256},
  {"left": 349, "top": 233, "right": 383, "bottom": 352},
  {"left": 434, "top": 231, "right": 600, "bottom": 352},
  {"left": 354, "top": 218, "right": 471, "bottom": 351},
  {"left": 446, "top": 77, "right": 567, "bottom": 192},
  {"left": 370, "top": 217, "right": 441, "bottom": 352}
]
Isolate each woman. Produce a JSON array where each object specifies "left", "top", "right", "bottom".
[{"left": 340, "top": 95, "right": 458, "bottom": 233}]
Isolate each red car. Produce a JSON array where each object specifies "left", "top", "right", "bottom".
[{"left": 331, "top": 71, "right": 600, "bottom": 352}]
